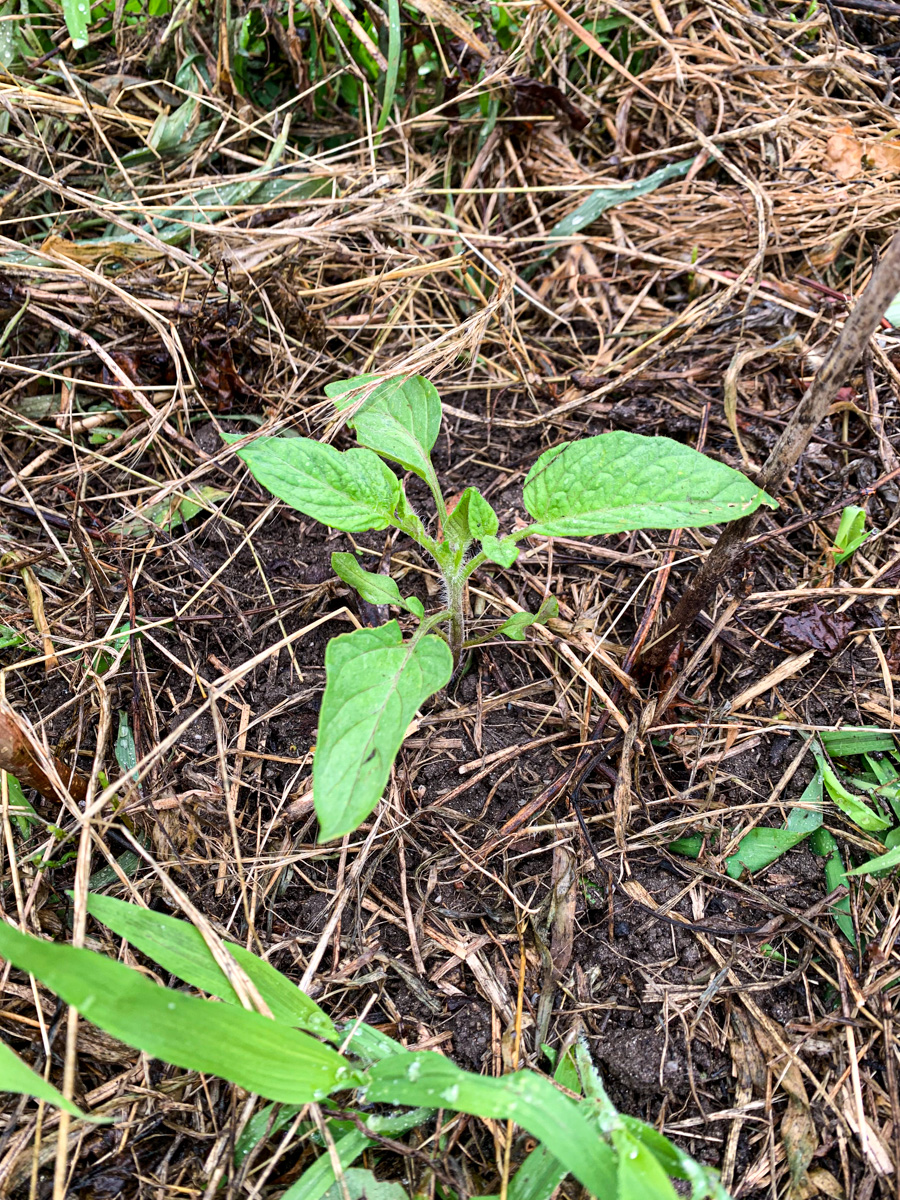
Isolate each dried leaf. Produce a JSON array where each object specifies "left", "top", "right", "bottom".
[
  {"left": 780, "top": 604, "right": 855, "bottom": 656},
  {"left": 0, "top": 699, "right": 89, "bottom": 806},
  {"left": 823, "top": 128, "right": 862, "bottom": 181},
  {"left": 868, "top": 139, "right": 900, "bottom": 174}
]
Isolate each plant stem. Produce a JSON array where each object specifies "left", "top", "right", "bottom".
[{"left": 445, "top": 572, "right": 466, "bottom": 668}]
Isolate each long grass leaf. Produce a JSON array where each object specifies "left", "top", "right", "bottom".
[{"left": 0, "top": 919, "right": 349, "bottom": 1102}]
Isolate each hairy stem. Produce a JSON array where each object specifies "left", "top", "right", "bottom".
[{"left": 445, "top": 572, "right": 466, "bottom": 669}]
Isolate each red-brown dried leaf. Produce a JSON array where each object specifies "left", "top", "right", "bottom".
[
  {"left": 510, "top": 77, "right": 590, "bottom": 131},
  {"left": 780, "top": 603, "right": 855, "bottom": 656},
  {"left": 0, "top": 700, "right": 89, "bottom": 806}
]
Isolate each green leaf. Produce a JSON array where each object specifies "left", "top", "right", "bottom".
[
  {"left": 845, "top": 844, "right": 900, "bottom": 875},
  {"left": 545, "top": 160, "right": 694, "bottom": 245},
  {"left": 322, "top": 1168, "right": 408, "bottom": 1200},
  {"left": 331, "top": 553, "right": 423, "bottom": 619},
  {"left": 522, "top": 433, "right": 775, "bottom": 537},
  {"left": 5, "top": 774, "right": 39, "bottom": 837},
  {"left": 497, "top": 597, "right": 559, "bottom": 642},
  {"left": 314, "top": 622, "right": 453, "bottom": 840},
  {"left": 810, "top": 827, "right": 855, "bottom": 944},
  {"left": 820, "top": 727, "right": 897, "bottom": 757},
  {"left": 115, "top": 710, "right": 138, "bottom": 784},
  {"left": 282, "top": 1131, "right": 372, "bottom": 1200},
  {"left": 480, "top": 535, "right": 519, "bottom": 567},
  {"left": 224, "top": 435, "right": 400, "bottom": 533},
  {"left": 833, "top": 505, "right": 869, "bottom": 565},
  {"left": 62, "top": 0, "right": 91, "bottom": 48},
  {"left": 0, "top": 1035, "right": 104, "bottom": 1121},
  {"left": 724, "top": 828, "right": 809, "bottom": 878},
  {"left": 668, "top": 835, "right": 703, "bottom": 859},
  {"left": 613, "top": 1128, "right": 679, "bottom": 1200},
  {"left": 108, "top": 486, "right": 229, "bottom": 538},
  {"left": 364, "top": 1052, "right": 616, "bottom": 1198},
  {"left": 0, "top": 920, "right": 348, "bottom": 1103},
  {"left": 446, "top": 487, "right": 499, "bottom": 546},
  {"left": 786, "top": 768, "right": 824, "bottom": 835},
  {"left": 812, "top": 744, "right": 891, "bottom": 832},
  {"left": 0, "top": 625, "right": 25, "bottom": 649},
  {"left": 620, "top": 1119, "right": 730, "bottom": 1199},
  {"left": 85, "top": 893, "right": 336, "bottom": 1040},
  {"left": 327, "top": 375, "right": 442, "bottom": 489}
]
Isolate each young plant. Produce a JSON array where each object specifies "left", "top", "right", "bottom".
[{"left": 224, "top": 374, "right": 775, "bottom": 841}]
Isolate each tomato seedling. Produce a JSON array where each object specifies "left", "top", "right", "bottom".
[{"left": 224, "top": 374, "right": 775, "bottom": 841}]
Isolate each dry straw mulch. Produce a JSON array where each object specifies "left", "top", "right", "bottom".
[{"left": 3, "top": 0, "right": 900, "bottom": 1196}]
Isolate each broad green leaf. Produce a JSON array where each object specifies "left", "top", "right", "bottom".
[
  {"left": 85, "top": 893, "right": 336, "bottom": 1040},
  {"left": 724, "top": 829, "right": 809, "bottom": 878},
  {"left": 327, "top": 375, "right": 442, "bottom": 488},
  {"left": 0, "top": 625, "right": 24, "bottom": 649},
  {"left": 331, "top": 553, "right": 423, "bottom": 619},
  {"left": 314, "top": 622, "right": 452, "bottom": 840},
  {"left": 497, "top": 597, "right": 559, "bottom": 642},
  {"left": 810, "top": 827, "right": 855, "bottom": 944},
  {"left": 0, "top": 1035, "right": 103, "bottom": 1121},
  {"left": 480, "top": 535, "right": 519, "bottom": 567},
  {"left": 224, "top": 435, "right": 400, "bottom": 533},
  {"left": 613, "top": 1129, "right": 679, "bottom": 1200},
  {"left": 63, "top": 0, "right": 90, "bottom": 48},
  {"left": 813, "top": 744, "right": 891, "bottom": 832},
  {"left": 668, "top": 835, "right": 703, "bottom": 859},
  {"left": 522, "top": 433, "right": 775, "bottom": 537},
  {"left": 364, "top": 1052, "right": 616, "bottom": 1198},
  {"left": 338, "top": 1021, "right": 406, "bottom": 1064},
  {"left": 0, "top": 920, "right": 347, "bottom": 1101},
  {"left": 820, "top": 727, "right": 896, "bottom": 757}
]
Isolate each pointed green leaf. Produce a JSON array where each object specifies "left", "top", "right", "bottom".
[
  {"left": 813, "top": 744, "right": 891, "bottom": 832},
  {"left": 481, "top": 535, "right": 519, "bottom": 567},
  {"left": 820, "top": 727, "right": 897, "bottom": 757},
  {"left": 85, "top": 893, "right": 336, "bottom": 1040},
  {"left": 0, "top": 1036, "right": 104, "bottom": 1121},
  {"left": 497, "top": 597, "right": 559, "bottom": 642},
  {"left": 810, "top": 827, "right": 855, "bottom": 944},
  {"left": 613, "top": 1129, "right": 679, "bottom": 1200},
  {"left": 331, "top": 553, "right": 423, "bottom": 619},
  {"left": 724, "top": 828, "right": 809, "bottom": 878},
  {"left": 0, "top": 920, "right": 348, "bottom": 1103},
  {"left": 223, "top": 435, "right": 399, "bottom": 532},
  {"left": 314, "top": 622, "right": 452, "bottom": 841},
  {"left": 364, "top": 1052, "right": 616, "bottom": 1198},
  {"left": 845, "top": 844, "right": 900, "bottom": 875},
  {"left": 327, "top": 375, "right": 441, "bottom": 486},
  {"left": 282, "top": 1131, "right": 372, "bottom": 1200},
  {"left": 522, "top": 433, "right": 775, "bottom": 537}
]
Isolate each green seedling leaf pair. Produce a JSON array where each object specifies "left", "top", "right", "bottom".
[
  {"left": 0, "top": 895, "right": 730, "bottom": 1200},
  {"left": 225, "top": 373, "right": 774, "bottom": 842}
]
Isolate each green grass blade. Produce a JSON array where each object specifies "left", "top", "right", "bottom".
[
  {"left": 85, "top": 893, "right": 336, "bottom": 1040},
  {"left": 62, "top": 0, "right": 90, "bottom": 47},
  {"left": 376, "top": 0, "right": 401, "bottom": 137},
  {"left": 820, "top": 728, "right": 896, "bottom": 757},
  {"left": 281, "top": 1130, "right": 372, "bottom": 1200},
  {"left": 813, "top": 744, "right": 891, "bottom": 832},
  {"left": 0, "top": 1036, "right": 105, "bottom": 1121},
  {"left": 845, "top": 843, "right": 900, "bottom": 875},
  {"left": 364, "top": 1052, "right": 616, "bottom": 1197},
  {"left": 0, "top": 919, "right": 348, "bottom": 1102},
  {"left": 809, "top": 828, "right": 855, "bottom": 944}
]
